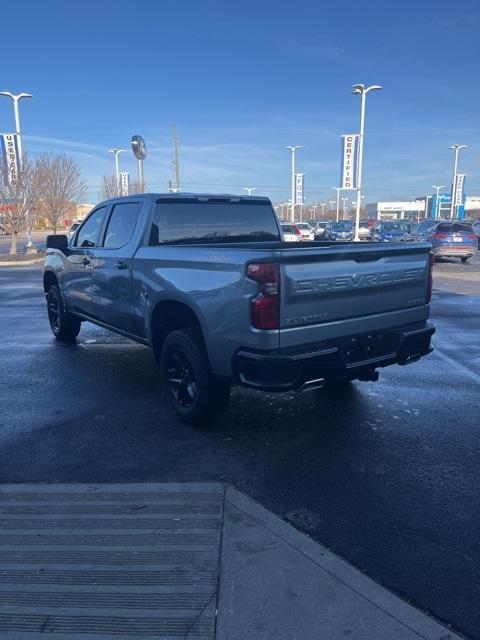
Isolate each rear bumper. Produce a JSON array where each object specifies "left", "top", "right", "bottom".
[
  {"left": 433, "top": 245, "right": 475, "bottom": 257},
  {"left": 233, "top": 322, "right": 435, "bottom": 392}
]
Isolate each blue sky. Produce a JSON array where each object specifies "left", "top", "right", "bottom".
[{"left": 2, "top": 0, "right": 480, "bottom": 205}]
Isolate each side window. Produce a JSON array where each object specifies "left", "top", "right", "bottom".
[
  {"left": 103, "top": 202, "right": 141, "bottom": 249},
  {"left": 75, "top": 207, "right": 107, "bottom": 248}
]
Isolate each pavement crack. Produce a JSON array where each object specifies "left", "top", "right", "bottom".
[{"left": 184, "top": 591, "right": 216, "bottom": 639}]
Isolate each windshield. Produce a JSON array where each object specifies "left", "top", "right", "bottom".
[
  {"left": 330, "top": 222, "right": 353, "bottom": 231},
  {"left": 382, "top": 222, "right": 410, "bottom": 232},
  {"left": 436, "top": 223, "right": 473, "bottom": 233}
]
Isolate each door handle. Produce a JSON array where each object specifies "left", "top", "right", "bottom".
[
  {"left": 82, "top": 257, "right": 90, "bottom": 266},
  {"left": 114, "top": 260, "right": 128, "bottom": 270}
]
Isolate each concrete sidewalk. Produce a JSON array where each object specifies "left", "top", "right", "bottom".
[{"left": 0, "top": 483, "right": 461, "bottom": 639}]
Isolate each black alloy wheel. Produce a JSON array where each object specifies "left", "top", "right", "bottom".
[{"left": 166, "top": 349, "right": 197, "bottom": 408}]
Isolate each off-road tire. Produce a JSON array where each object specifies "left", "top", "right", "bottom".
[{"left": 46, "top": 284, "right": 81, "bottom": 342}]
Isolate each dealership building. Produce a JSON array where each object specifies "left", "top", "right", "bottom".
[{"left": 366, "top": 195, "right": 480, "bottom": 220}]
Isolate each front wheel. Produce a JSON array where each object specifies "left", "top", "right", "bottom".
[
  {"left": 46, "top": 284, "right": 81, "bottom": 342},
  {"left": 160, "top": 328, "right": 231, "bottom": 426}
]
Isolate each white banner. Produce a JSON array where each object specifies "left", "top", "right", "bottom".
[
  {"left": 0, "top": 133, "right": 20, "bottom": 185},
  {"left": 340, "top": 134, "right": 359, "bottom": 189},
  {"left": 295, "top": 173, "right": 304, "bottom": 205},
  {"left": 454, "top": 173, "right": 465, "bottom": 206},
  {"left": 119, "top": 171, "right": 130, "bottom": 196}
]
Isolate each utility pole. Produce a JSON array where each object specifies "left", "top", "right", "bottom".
[{"left": 172, "top": 125, "right": 181, "bottom": 192}]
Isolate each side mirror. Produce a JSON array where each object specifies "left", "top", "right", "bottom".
[{"left": 46, "top": 234, "right": 69, "bottom": 254}]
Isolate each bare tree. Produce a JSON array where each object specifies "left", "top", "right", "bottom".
[
  {"left": 36, "top": 153, "right": 86, "bottom": 233},
  {"left": 0, "top": 156, "right": 39, "bottom": 254},
  {"left": 99, "top": 175, "right": 119, "bottom": 200},
  {"left": 129, "top": 179, "right": 146, "bottom": 194},
  {"left": 99, "top": 175, "right": 145, "bottom": 200}
]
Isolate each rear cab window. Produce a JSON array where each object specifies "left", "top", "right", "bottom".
[{"left": 148, "top": 198, "right": 280, "bottom": 245}]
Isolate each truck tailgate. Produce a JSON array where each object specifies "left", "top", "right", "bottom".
[{"left": 279, "top": 242, "right": 431, "bottom": 349}]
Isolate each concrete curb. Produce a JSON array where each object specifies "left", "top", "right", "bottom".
[
  {"left": 220, "top": 486, "right": 462, "bottom": 640},
  {"left": 0, "top": 258, "right": 44, "bottom": 267}
]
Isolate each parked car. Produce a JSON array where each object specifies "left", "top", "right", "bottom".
[
  {"left": 472, "top": 221, "right": 480, "bottom": 249},
  {"left": 44, "top": 193, "right": 435, "bottom": 425},
  {"left": 294, "top": 222, "right": 315, "bottom": 241},
  {"left": 357, "top": 220, "right": 372, "bottom": 240},
  {"left": 422, "top": 221, "right": 477, "bottom": 262},
  {"left": 308, "top": 220, "right": 330, "bottom": 239},
  {"left": 281, "top": 223, "right": 302, "bottom": 242},
  {"left": 325, "top": 221, "right": 354, "bottom": 240},
  {"left": 69, "top": 221, "right": 83, "bottom": 238},
  {"left": 371, "top": 221, "right": 411, "bottom": 242},
  {"left": 409, "top": 219, "right": 439, "bottom": 241}
]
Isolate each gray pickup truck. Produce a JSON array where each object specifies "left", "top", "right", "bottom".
[{"left": 44, "top": 194, "right": 435, "bottom": 424}]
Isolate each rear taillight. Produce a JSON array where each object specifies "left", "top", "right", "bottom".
[
  {"left": 432, "top": 232, "right": 448, "bottom": 239},
  {"left": 293, "top": 225, "right": 302, "bottom": 236},
  {"left": 426, "top": 252, "right": 434, "bottom": 304},
  {"left": 467, "top": 233, "right": 476, "bottom": 240},
  {"left": 247, "top": 262, "right": 280, "bottom": 330}
]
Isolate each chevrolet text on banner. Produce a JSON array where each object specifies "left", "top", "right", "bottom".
[
  {"left": 295, "top": 173, "right": 304, "bottom": 205},
  {"left": 340, "top": 134, "right": 359, "bottom": 189},
  {"left": 119, "top": 172, "right": 130, "bottom": 196},
  {"left": 0, "top": 133, "right": 20, "bottom": 185},
  {"left": 454, "top": 173, "right": 465, "bottom": 206}
]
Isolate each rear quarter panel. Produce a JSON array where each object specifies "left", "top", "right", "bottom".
[{"left": 132, "top": 245, "right": 282, "bottom": 376}]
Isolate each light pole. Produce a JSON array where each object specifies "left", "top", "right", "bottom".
[
  {"left": 0, "top": 91, "right": 33, "bottom": 246},
  {"left": 286, "top": 145, "right": 301, "bottom": 222},
  {"left": 432, "top": 185, "right": 445, "bottom": 219},
  {"left": 352, "top": 83, "right": 382, "bottom": 240},
  {"left": 109, "top": 148, "right": 126, "bottom": 196},
  {"left": 243, "top": 187, "right": 256, "bottom": 196},
  {"left": 329, "top": 199, "right": 335, "bottom": 214},
  {"left": 311, "top": 204, "right": 318, "bottom": 218},
  {"left": 449, "top": 145, "right": 467, "bottom": 219},
  {"left": 333, "top": 187, "right": 342, "bottom": 222},
  {"left": 0, "top": 91, "right": 33, "bottom": 162},
  {"left": 341, "top": 197, "right": 348, "bottom": 219}
]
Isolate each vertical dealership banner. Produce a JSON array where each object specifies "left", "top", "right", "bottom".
[
  {"left": 295, "top": 173, "right": 304, "bottom": 205},
  {"left": 454, "top": 173, "right": 465, "bottom": 206},
  {"left": 119, "top": 172, "right": 130, "bottom": 196},
  {"left": 340, "top": 134, "right": 359, "bottom": 189},
  {"left": 0, "top": 133, "right": 20, "bottom": 185}
]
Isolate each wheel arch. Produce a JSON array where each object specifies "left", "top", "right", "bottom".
[
  {"left": 150, "top": 299, "right": 207, "bottom": 362},
  {"left": 43, "top": 270, "right": 59, "bottom": 293}
]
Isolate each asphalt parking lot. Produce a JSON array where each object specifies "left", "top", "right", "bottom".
[{"left": 0, "top": 254, "right": 479, "bottom": 639}]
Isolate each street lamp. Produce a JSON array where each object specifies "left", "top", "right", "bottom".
[
  {"left": 0, "top": 91, "right": 33, "bottom": 162},
  {"left": 449, "top": 145, "right": 467, "bottom": 219},
  {"left": 432, "top": 185, "right": 445, "bottom": 219},
  {"left": 286, "top": 145, "right": 302, "bottom": 222},
  {"left": 243, "top": 187, "right": 256, "bottom": 196},
  {"left": 0, "top": 91, "right": 34, "bottom": 247},
  {"left": 351, "top": 83, "right": 383, "bottom": 240},
  {"left": 333, "top": 187, "right": 342, "bottom": 222},
  {"left": 109, "top": 148, "right": 126, "bottom": 196}
]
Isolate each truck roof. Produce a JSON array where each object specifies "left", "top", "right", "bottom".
[{"left": 99, "top": 193, "right": 272, "bottom": 204}]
